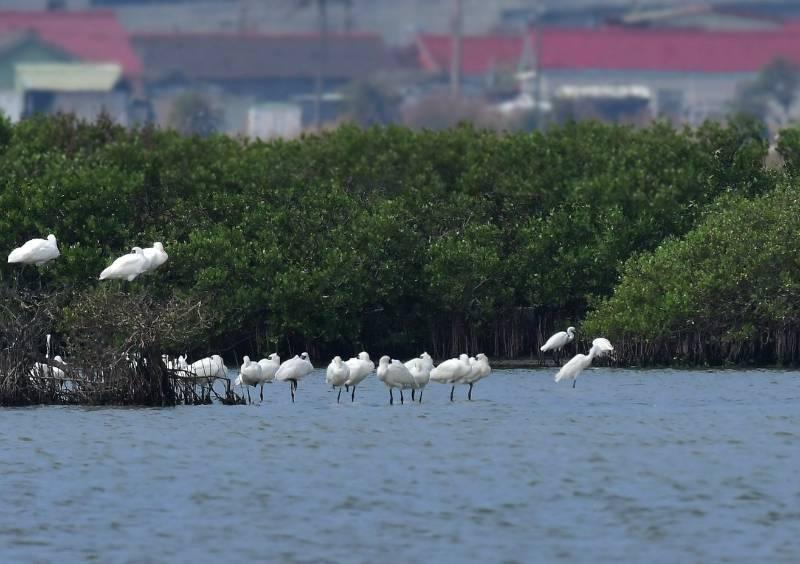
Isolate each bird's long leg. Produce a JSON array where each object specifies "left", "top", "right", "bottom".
[
  {"left": 260, "top": 384, "right": 264, "bottom": 402},
  {"left": 351, "top": 385, "right": 356, "bottom": 402},
  {"left": 345, "top": 384, "right": 349, "bottom": 392},
  {"left": 290, "top": 379, "right": 296, "bottom": 402},
  {"left": 337, "top": 387, "right": 342, "bottom": 403},
  {"left": 573, "top": 378, "right": 577, "bottom": 389},
  {"left": 400, "top": 389, "right": 404, "bottom": 404},
  {"left": 450, "top": 385, "right": 455, "bottom": 402},
  {"left": 468, "top": 383, "right": 473, "bottom": 400},
  {"left": 389, "top": 388, "right": 394, "bottom": 405},
  {"left": 411, "top": 389, "right": 416, "bottom": 401},
  {"left": 246, "top": 385, "right": 251, "bottom": 404},
  {"left": 419, "top": 389, "right": 423, "bottom": 403}
]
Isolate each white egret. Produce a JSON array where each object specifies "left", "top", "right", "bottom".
[
  {"left": 326, "top": 356, "right": 350, "bottom": 403},
  {"left": 461, "top": 353, "right": 491, "bottom": 400},
  {"left": 376, "top": 355, "right": 416, "bottom": 405},
  {"left": 141, "top": 242, "right": 168, "bottom": 273},
  {"left": 555, "top": 337, "right": 614, "bottom": 388},
  {"left": 235, "top": 356, "right": 264, "bottom": 403},
  {"left": 540, "top": 326, "right": 576, "bottom": 365},
  {"left": 429, "top": 353, "right": 472, "bottom": 401},
  {"left": 31, "top": 354, "right": 66, "bottom": 381},
  {"left": 344, "top": 351, "right": 374, "bottom": 402},
  {"left": 99, "top": 247, "right": 149, "bottom": 281},
  {"left": 8, "top": 234, "right": 60, "bottom": 266},
  {"left": 275, "top": 352, "right": 313, "bottom": 402}
]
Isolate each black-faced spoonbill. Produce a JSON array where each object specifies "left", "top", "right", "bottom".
[
  {"left": 326, "top": 356, "right": 350, "bottom": 403},
  {"left": 344, "top": 351, "right": 373, "bottom": 402},
  {"left": 376, "top": 355, "right": 416, "bottom": 405},
  {"left": 275, "top": 352, "right": 313, "bottom": 402},
  {"left": 8, "top": 234, "right": 60, "bottom": 266}
]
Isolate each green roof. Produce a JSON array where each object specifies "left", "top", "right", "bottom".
[{"left": 14, "top": 63, "right": 122, "bottom": 92}]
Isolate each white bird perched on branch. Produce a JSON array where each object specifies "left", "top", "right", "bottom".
[
  {"left": 540, "top": 326, "right": 576, "bottom": 365},
  {"left": 555, "top": 337, "right": 614, "bottom": 388},
  {"left": 326, "top": 356, "right": 350, "bottom": 403},
  {"left": 275, "top": 352, "right": 313, "bottom": 402},
  {"left": 8, "top": 234, "right": 60, "bottom": 266},
  {"left": 344, "top": 351, "right": 374, "bottom": 402},
  {"left": 99, "top": 247, "right": 149, "bottom": 281},
  {"left": 376, "top": 355, "right": 416, "bottom": 405},
  {"left": 141, "top": 242, "right": 168, "bottom": 273}
]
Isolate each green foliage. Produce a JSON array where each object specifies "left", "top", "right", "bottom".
[
  {"left": 0, "top": 116, "right": 776, "bottom": 360},
  {"left": 584, "top": 183, "right": 800, "bottom": 365}
]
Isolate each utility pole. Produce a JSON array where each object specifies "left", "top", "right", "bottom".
[
  {"left": 532, "top": 0, "right": 544, "bottom": 128},
  {"left": 313, "top": 0, "right": 329, "bottom": 130},
  {"left": 450, "top": 0, "right": 463, "bottom": 98}
]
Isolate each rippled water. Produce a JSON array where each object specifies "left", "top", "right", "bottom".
[{"left": 1, "top": 368, "right": 799, "bottom": 563}]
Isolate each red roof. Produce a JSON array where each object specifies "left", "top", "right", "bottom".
[
  {"left": 418, "top": 26, "right": 800, "bottom": 75},
  {"left": 0, "top": 10, "right": 141, "bottom": 77}
]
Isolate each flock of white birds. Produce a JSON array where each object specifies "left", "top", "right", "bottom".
[{"left": 9, "top": 234, "right": 615, "bottom": 404}]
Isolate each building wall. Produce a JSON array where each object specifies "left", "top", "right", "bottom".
[
  {"left": 540, "top": 69, "right": 756, "bottom": 124},
  {"left": 0, "top": 41, "right": 72, "bottom": 90},
  {"left": 50, "top": 91, "right": 130, "bottom": 125}
]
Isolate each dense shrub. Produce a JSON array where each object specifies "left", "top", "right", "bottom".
[{"left": 0, "top": 113, "right": 773, "bottom": 361}]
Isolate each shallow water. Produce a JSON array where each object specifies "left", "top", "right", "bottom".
[{"left": 1, "top": 368, "right": 799, "bottom": 563}]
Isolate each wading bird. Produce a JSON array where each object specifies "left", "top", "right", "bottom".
[
  {"left": 258, "top": 353, "right": 280, "bottom": 385},
  {"left": 8, "top": 234, "right": 60, "bottom": 266},
  {"left": 344, "top": 351, "right": 374, "bottom": 402},
  {"left": 540, "top": 327, "right": 576, "bottom": 365},
  {"left": 405, "top": 352, "right": 433, "bottom": 402},
  {"left": 429, "top": 353, "right": 472, "bottom": 401},
  {"left": 189, "top": 354, "right": 228, "bottom": 400},
  {"left": 376, "top": 355, "right": 416, "bottom": 405},
  {"left": 99, "top": 247, "right": 149, "bottom": 281},
  {"left": 236, "top": 356, "right": 264, "bottom": 403},
  {"left": 462, "top": 353, "right": 491, "bottom": 400},
  {"left": 275, "top": 352, "right": 313, "bottom": 402},
  {"left": 326, "top": 356, "right": 350, "bottom": 403},
  {"left": 555, "top": 337, "right": 614, "bottom": 388}
]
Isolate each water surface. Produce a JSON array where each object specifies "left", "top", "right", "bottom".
[{"left": 1, "top": 368, "right": 799, "bottom": 563}]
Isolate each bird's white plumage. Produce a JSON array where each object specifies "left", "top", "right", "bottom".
[
  {"left": 376, "top": 355, "right": 416, "bottom": 389},
  {"left": 326, "top": 356, "right": 350, "bottom": 388},
  {"left": 554, "top": 337, "right": 614, "bottom": 386},
  {"left": 540, "top": 327, "right": 576, "bottom": 352},
  {"left": 189, "top": 354, "right": 227, "bottom": 382},
  {"left": 429, "top": 354, "right": 471, "bottom": 384},
  {"left": 275, "top": 352, "right": 313, "bottom": 382},
  {"left": 236, "top": 356, "right": 263, "bottom": 387},
  {"left": 141, "top": 242, "right": 168, "bottom": 273},
  {"left": 257, "top": 353, "right": 280, "bottom": 383},
  {"left": 99, "top": 247, "right": 149, "bottom": 281},
  {"left": 344, "top": 351, "right": 374, "bottom": 387},
  {"left": 464, "top": 353, "right": 491, "bottom": 384},
  {"left": 8, "top": 234, "right": 60, "bottom": 266}
]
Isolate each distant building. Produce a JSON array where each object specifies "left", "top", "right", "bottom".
[
  {"left": 132, "top": 32, "right": 388, "bottom": 134},
  {"left": 0, "top": 10, "right": 142, "bottom": 123},
  {"left": 416, "top": 25, "right": 800, "bottom": 124}
]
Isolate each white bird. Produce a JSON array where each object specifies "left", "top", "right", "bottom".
[
  {"left": 540, "top": 326, "right": 576, "bottom": 365},
  {"left": 376, "top": 355, "right": 416, "bottom": 405},
  {"left": 99, "top": 247, "right": 149, "bottom": 281},
  {"left": 326, "top": 356, "right": 350, "bottom": 403},
  {"left": 141, "top": 242, "right": 168, "bottom": 273},
  {"left": 235, "top": 356, "right": 264, "bottom": 403},
  {"left": 8, "top": 234, "right": 60, "bottom": 266},
  {"left": 555, "top": 337, "right": 614, "bottom": 388},
  {"left": 462, "top": 353, "right": 491, "bottom": 400},
  {"left": 429, "top": 353, "right": 472, "bottom": 401},
  {"left": 257, "top": 353, "right": 280, "bottom": 384},
  {"left": 405, "top": 352, "right": 433, "bottom": 402},
  {"left": 344, "top": 351, "right": 374, "bottom": 402},
  {"left": 275, "top": 352, "right": 313, "bottom": 402},
  {"left": 188, "top": 354, "right": 227, "bottom": 400},
  {"left": 31, "top": 354, "right": 66, "bottom": 381}
]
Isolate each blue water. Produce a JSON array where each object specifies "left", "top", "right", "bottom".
[{"left": 1, "top": 368, "right": 799, "bottom": 563}]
